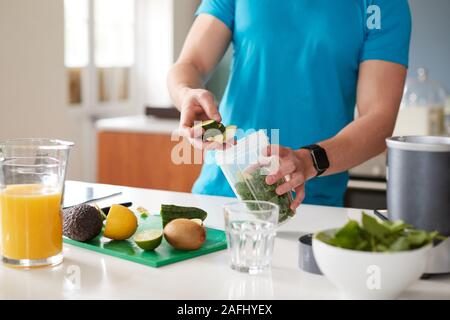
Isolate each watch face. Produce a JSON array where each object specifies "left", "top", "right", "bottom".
[{"left": 312, "top": 148, "right": 330, "bottom": 170}]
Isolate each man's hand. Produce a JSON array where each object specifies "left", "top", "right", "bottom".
[
  {"left": 178, "top": 88, "right": 223, "bottom": 149},
  {"left": 264, "top": 145, "right": 317, "bottom": 210},
  {"left": 178, "top": 88, "right": 221, "bottom": 136},
  {"left": 167, "top": 14, "right": 231, "bottom": 150}
]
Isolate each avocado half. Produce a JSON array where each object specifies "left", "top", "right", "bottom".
[{"left": 63, "top": 204, "right": 103, "bottom": 242}]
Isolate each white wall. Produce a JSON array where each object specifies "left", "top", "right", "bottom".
[
  {"left": 0, "top": 0, "right": 84, "bottom": 180},
  {"left": 173, "top": 0, "right": 200, "bottom": 61},
  {"left": 0, "top": 0, "right": 201, "bottom": 182},
  {"left": 139, "top": 0, "right": 200, "bottom": 107},
  {"left": 408, "top": 0, "right": 450, "bottom": 92}
]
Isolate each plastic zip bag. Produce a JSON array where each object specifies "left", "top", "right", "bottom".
[{"left": 216, "top": 130, "right": 295, "bottom": 224}]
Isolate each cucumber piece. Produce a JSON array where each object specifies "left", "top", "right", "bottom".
[
  {"left": 203, "top": 128, "right": 224, "bottom": 141},
  {"left": 217, "top": 122, "right": 226, "bottom": 132},
  {"left": 192, "top": 119, "right": 221, "bottom": 131},
  {"left": 205, "top": 125, "right": 237, "bottom": 143},
  {"left": 192, "top": 120, "right": 226, "bottom": 141},
  {"left": 224, "top": 125, "right": 237, "bottom": 141},
  {"left": 192, "top": 120, "right": 236, "bottom": 142},
  {"left": 160, "top": 204, "right": 208, "bottom": 227},
  {"left": 206, "top": 132, "right": 225, "bottom": 143}
]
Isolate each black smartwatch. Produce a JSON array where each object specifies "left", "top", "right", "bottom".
[{"left": 300, "top": 144, "right": 329, "bottom": 177}]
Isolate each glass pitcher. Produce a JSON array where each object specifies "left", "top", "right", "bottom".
[
  {"left": 401, "top": 67, "right": 448, "bottom": 135},
  {"left": 0, "top": 139, "right": 73, "bottom": 268}
]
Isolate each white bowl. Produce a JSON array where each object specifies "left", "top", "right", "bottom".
[{"left": 312, "top": 229, "right": 432, "bottom": 300}]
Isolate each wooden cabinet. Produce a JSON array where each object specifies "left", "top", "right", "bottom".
[{"left": 97, "top": 131, "right": 202, "bottom": 192}]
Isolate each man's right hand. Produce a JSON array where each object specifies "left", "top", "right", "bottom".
[
  {"left": 167, "top": 14, "right": 232, "bottom": 149},
  {"left": 178, "top": 88, "right": 222, "bottom": 149}
]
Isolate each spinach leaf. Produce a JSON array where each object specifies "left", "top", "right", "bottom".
[
  {"left": 315, "top": 212, "right": 445, "bottom": 252},
  {"left": 362, "top": 213, "right": 391, "bottom": 241},
  {"left": 332, "top": 220, "right": 367, "bottom": 250},
  {"left": 389, "top": 236, "right": 410, "bottom": 252},
  {"left": 384, "top": 220, "right": 411, "bottom": 234},
  {"left": 234, "top": 167, "right": 294, "bottom": 223},
  {"left": 406, "top": 230, "right": 429, "bottom": 247}
]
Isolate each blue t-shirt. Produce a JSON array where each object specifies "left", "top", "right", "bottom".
[{"left": 192, "top": 0, "right": 411, "bottom": 206}]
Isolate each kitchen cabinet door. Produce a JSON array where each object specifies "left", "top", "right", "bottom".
[{"left": 97, "top": 131, "right": 202, "bottom": 192}]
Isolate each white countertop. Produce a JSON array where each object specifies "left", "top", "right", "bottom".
[
  {"left": 96, "top": 115, "right": 179, "bottom": 134},
  {"left": 347, "top": 179, "right": 387, "bottom": 191},
  {"left": 1, "top": 181, "right": 449, "bottom": 300}
]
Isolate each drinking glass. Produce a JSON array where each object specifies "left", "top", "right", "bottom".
[
  {"left": 223, "top": 201, "right": 279, "bottom": 274},
  {"left": 0, "top": 139, "right": 73, "bottom": 267}
]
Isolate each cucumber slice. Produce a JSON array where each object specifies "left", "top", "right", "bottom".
[
  {"left": 192, "top": 120, "right": 226, "bottom": 141},
  {"left": 203, "top": 128, "right": 224, "bottom": 141},
  {"left": 192, "top": 119, "right": 220, "bottom": 131},
  {"left": 217, "top": 122, "right": 226, "bottom": 133},
  {"left": 224, "top": 125, "right": 237, "bottom": 141},
  {"left": 206, "top": 133, "right": 224, "bottom": 143},
  {"left": 205, "top": 124, "right": 237, "bottom": 143}
]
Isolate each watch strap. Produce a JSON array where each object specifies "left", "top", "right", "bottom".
[{"left": 301, "top": 144, "right": 328, "bottom": 177}]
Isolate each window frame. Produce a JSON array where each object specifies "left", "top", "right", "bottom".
[{"left": 66, "top": 0, "right": 140, "bottom": 118}]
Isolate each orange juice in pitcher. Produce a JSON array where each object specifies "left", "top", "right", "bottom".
[
  {"left": 0, "top": 139, "right": 73, "bottom": 267},
  {"left": 0, "top": 184, "right": 63, "bottom": 261}
]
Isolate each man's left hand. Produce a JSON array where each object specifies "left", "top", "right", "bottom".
[{"left": 264, "top": 145, "right": 317, "bottom": 211}]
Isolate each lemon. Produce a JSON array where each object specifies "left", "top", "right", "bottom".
[
  {"left": 103, "top": 204, "right": 138, "bottom": 240},
  {"left": 134, "top": 229, "right": 163, "bottom": 251}
]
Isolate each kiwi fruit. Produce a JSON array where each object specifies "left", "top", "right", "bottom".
[{"left": 163, "top": 218, "right": 206, "bottom": 250}]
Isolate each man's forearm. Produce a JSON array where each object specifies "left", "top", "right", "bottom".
[
  {"left": 296, "top": 111, "right": 396, "bottom": 179},
  {"left": 316, "top": 111, "right": 395, "bottom": 176},
  {"left": 299, "top": 61, "right": 405, "bottom": 179},
  {"left": 167, "top": 62, "right": 204, "bottom": 110}
]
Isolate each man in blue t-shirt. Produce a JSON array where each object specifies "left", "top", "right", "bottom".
[{"left": 167, "top": 0, "right": 411, "bottom": 210}]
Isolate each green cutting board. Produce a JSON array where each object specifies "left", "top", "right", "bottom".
[{"left": 63, "top": 215, "right": 227, "bottom": 267}]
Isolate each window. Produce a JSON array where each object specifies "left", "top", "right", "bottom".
[{"left": 64, "top": 0, "right": 135, "bottom": 108}]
